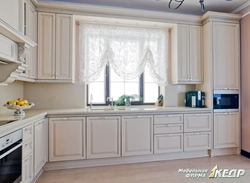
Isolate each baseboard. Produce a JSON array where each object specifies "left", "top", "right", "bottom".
[
  {"left": 241, "top": 149, "right": 250, "bottom": 159},
  {"left": 31, "top": 169, "right": 43, "bottom": 183}
]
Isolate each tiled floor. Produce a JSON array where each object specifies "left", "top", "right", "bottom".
[{"left": 36, "top": 155, "right": 250, "bottom": 183}]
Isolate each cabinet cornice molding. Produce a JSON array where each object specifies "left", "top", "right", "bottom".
[
  {"left": 201, "top": 11, "right": 241, "bottom": 24},
  {"left": 31, "top": 0, "right": 201, "bottom": 25}
]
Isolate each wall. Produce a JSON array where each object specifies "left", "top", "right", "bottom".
[
  {"left": 24, "top": 82, "right": 85, "bottom": 109},
  {"left": 241, "top": 14, "right": 250, "bottom": 153},
  {"left": 0, "top": 81, "right": 24, "bottom": 114}
]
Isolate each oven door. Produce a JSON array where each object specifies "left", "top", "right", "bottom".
[{"left": 0, "top": 140, "right": 22, "bottom": 183}]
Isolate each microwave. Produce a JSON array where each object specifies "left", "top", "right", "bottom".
[
  {"left": 185, "top": 91, "right": 205, "bottom": 108},
  {"left": 213, "top": 93, "right": 239, "bottom": 109}
]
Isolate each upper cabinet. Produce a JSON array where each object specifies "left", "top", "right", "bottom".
[
  {"left": 20, "top": 0, "right": 37, "bottom": 79},
  {"left": 37, "top": 12, "right": 75, "bottom": 83},
  {"left": 213, "top": 22, "right": 239, "bottom": 90},
  {"left": 171, "top": 24, "right": 203, "bottom": 84}
]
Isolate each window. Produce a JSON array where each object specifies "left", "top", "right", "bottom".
[
  {"left": 79, "top": 22, "right": 168, "bottom": 106},
  {"left": 87, "top": 65, "right": 159, "bottom": 105}
]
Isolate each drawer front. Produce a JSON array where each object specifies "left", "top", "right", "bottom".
[
  {"left": 23, "top": 124, "right": 33, "bottom": 142},
  {"left": 184, "top": 132, "right": 211, "bottom": 151},
  {"left": 154, "top": 134, "right": 183, "bottom": 154},
  {"left": 154, "top": 114, "right": 183, "bottom": 124},
  {"left": 154, "top": 124, "right": 183, "bottom": 134},
  {"left": 184, "top": 114, "right": 211, "bottom": 132},
  {"left": 22, "top": 139, "right": 33, "bottom": 158}
]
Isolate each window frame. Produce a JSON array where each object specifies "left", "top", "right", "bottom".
[{"left": 86, "top": 64, "right": 158, "bottom": 106}]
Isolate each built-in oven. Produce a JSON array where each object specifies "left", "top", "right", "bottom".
[
  {"left": 0, "top": 129, "right": 22, "bottom": 183},
  {"left": 213, "top": 90, "right": 239, "bottom": 111}
]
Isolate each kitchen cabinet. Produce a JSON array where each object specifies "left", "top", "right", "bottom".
[
  {"left": 183, "top": 113, "right": 211, "bottom": 151},
  {"left": 122, "top": 115, "right": 153, "bottom": 156},
  {"left": 213, "top": 22, "right": 239, "bottom": 89},
  {"left": 87, "top": 116, "right": 121, "bottom": 159},
  {"left": 20, "top": 0, "right": 37, "bottom": 79},
  {"left": 214, "top": 112, "right": 239, "bottom": 149},
  {"left": 49, "top": 118, "right": 85, "bottom": 161},
  {"left": 38, "top": 12, "right": 74, "bottom": 82},
  {"left": 22, "top": 124, "right": 34, "bottom": 183},
  {"left": 34, "top": 119, "right": 47, "bottom": 176},
  {"left": 154, "top": 114, "right": 184, "bottom": 154},
  {"left": 171, "top": 24, "right": 203, "bottom": 84}
]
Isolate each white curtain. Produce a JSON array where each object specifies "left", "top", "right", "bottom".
[{"left": 79, "top": 22, "right": 169, "bottom": 86}]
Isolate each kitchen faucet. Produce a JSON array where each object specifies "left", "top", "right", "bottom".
[{"left": 106, "top": 97, "right": 114, "bottom": 108}]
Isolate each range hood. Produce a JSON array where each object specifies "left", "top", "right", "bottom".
[{"left": 0, "top": 19, "right": 37, "bottom": 85}]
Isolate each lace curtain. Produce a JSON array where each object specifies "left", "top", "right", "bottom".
[{"left": 79, "top": 22, "right": 169, "bottom": 86}]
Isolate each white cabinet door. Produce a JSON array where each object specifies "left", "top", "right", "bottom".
[
  {"left": 38, "top": 12, "right": 56, "bottom": 79},
  {"left": 214, "top": 112, "right": 239, "bottom": 149},
  {"left": 184, "top": 132, "right": 211, "bottom": 151},
  {"left": 213, "top": 22, "right": 239, "bottom": 89},
  {"left": 49, "top": 118, "right": 85, "bottom": 161},
  {"left": 171, "top": 24, "right": 203, "bottom": 84},
  {"left": 189, "top": 25, "right": 202, "bottom": 82},
  {"left": 87, "top": 117, "right": 121, "bottom": 159},
  {"left": 25, "top": 2, "right": 37, "bottom": 79},
  {"left": 34, "top": 119, "right": 47, "bottom": 176},
  {"left": 184, "top": 113, "right": 212, "bottom": 132},
  {"left": 177, "top": 24, "right": 190, "bottom": 82},
  {"left": 122, "top": 115, "right": 153, "bottom": 156},
  {"left": 154, "top": 133, "right": 183, "bottom": 154},
  {"left": 22, "top": 153, "right": 33, "bottom": 183},
  {"left": 56, "top": 14, "right": 73, "bottom": 80}
]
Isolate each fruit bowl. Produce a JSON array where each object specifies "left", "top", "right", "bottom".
[{"left": 3, "top": 103, "right": 35, "bottom": 116}]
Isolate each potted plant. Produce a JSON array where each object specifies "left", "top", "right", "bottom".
[{"left": 115, "top": 94, "right": 142, "bottom": 106}]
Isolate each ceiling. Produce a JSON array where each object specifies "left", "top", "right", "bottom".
[{"left": 40, "top": 0, "right": 249, "bottom": 15}]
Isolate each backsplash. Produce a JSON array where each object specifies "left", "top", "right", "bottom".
[{"left": 0, "top": 81, "right": 24, "bottom": 114}]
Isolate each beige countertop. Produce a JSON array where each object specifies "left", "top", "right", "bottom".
[{"left": 0, "top": 106, "right": 212, "bottom": 137}]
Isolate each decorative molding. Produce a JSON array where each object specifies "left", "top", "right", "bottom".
[
  {"left": 201, "top": 11, "right": 242, "bottom": 25},
  {"left": 231, "top": 1, "right": 250, "bottom": 14},
  {"left": 0, "top": 63, "right": 27, "bottom": 85},
  {"left": 0, "top": 19, "right": 37, "bottom": 47},
  {"left": 18, "top": 43, "right": 30, "bottom": 62},
  {"left": 31, "top": 0, "right": 202, "bottom": 25}
]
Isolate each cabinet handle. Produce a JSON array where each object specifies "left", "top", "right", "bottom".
[
  {"left": 100, "top": 117, "right": 108, "bottom": 119},
  {"left": 224, "top": 88, "right": 229, "bottom": 90},
  {"left": 223, "top": 113, "right": 229, "bottom": 115},
  {"left": 194, "top": 114, "right": 200, "bottom": 116},
  {"left": 167, "top": 124, "right": 181, "bottom": 127},
  {"left": 193, "top": 132, "right": 201, "bottom": 135}
]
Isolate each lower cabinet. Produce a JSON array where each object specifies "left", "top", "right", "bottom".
[
  {"left": 87, "top": 116, "right": 121, "bottom": 159},
  {"left": 122, "top": 115, "right": 153, "bottom": 156},
  {"left": 184, "top": 132, "right": 211, "bottom": 151},
  {"left": 214, "top": 112, "right": 239, "bottom": 149},
  {"left": 154, "top": 133, "right": 183, "bottom": 153},
  {"left": 49, "top": 118, "right": 85, "bottom": 161},
  {"left": 22, "top": 124, "right": 34, "bottom": 183},
  {"left": 22, "top": 153, "right": 33, "bottom": 183},
  {"left": 183, "top": 113, "right": 212, "bottom": 151},
  {"left": 34, "top": 119, "right": 47, "bottom": 176}
]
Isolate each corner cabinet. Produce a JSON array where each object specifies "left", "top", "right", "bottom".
[
  {"left": 37, "top": 12, "right": 74, "bottom": 82},
  {"left": 214, "top": 112, "right": 239, "bottom": 149},
  {"left": 49, "top": 118, "right": 85, "bottom": 162},
  {"left": 87, "top": 117, "right": 121, "bottom": 159},
  {"left": 122, "top": 115, "right": 153, "bottom": 156},
  {"left": 213, "top": 22, "right": 239, "bottom": 89},
  {"left": 171, "top": 24, "right": 203, "bottom": 84}
]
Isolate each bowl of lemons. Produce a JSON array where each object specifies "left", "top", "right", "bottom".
[{"left": 3, "top": 98, "right": 35, "bottom": 116}]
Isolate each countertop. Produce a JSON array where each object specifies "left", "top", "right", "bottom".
[{"left": 0, "top": 106, "right": 212, "bottom": 137}]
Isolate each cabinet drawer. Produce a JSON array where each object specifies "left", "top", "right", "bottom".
[
  {"left": 184, "top": 113, "right": 211, "bottom": 132},
  {"left": 154, "top": 114, "right": 183, "bottom": 124},
  {"left": 22, "top": 139, "right": 33, "bottom": 158},
  {"left": 154, "top": 124, "right": 183, "bottom": 134},
  {"left": 154, "top": 134, "right": 183, "bottom": 154},
  {"left": 23, "top": 124, "right": 33, "bottom": 142},
  {"left": 184, "top": 132, "right": 211, "bottom": 151},
  {"left": 0, "top": 34, "right": 17, "bottom": 62}
]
